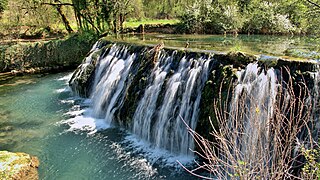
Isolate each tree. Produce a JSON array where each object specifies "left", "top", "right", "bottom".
[
  {"left": 112, "top": 0, "right": 141, "bottom": 33},
  {"left": 41, "top": 0, "right": 74, "bottom": 33}
]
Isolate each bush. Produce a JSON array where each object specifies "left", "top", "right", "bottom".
[
  {"left": 243, "top": 2, "right": 295, "bottom": 34},
  {"left": 177, "top": 4, "right": 204, "bottom": 34},
  {"left": 178, "top": 1, "right": 318, "bottom": 35},
  {"left": 178, "top": 2, "right": 243, "bottom": 34}
]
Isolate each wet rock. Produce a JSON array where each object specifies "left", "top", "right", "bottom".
[
  {"left": 0, "top": 151, "right": 39, "bottom": 180},
  {"left": 226, "top": 51, "right": 256, "bottom": 68}
]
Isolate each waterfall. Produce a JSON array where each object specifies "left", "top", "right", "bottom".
[
  {"left": 70, "top": 42, "right": 212, "bottom": 156},
  {"left": 90, "top": 45, "right": 135, "bottom": 124},
  {"left": 69, "top": 41, "right": 101, "bottom": 96},
  {"left": 229, "top": 63, "right": 278, "bottom": 160},
  {"left": 133, "top": 55, "right": 211, "bottom": 155},
  {"left": 69, "top": 40, "right": 320, "bottom": 173},
  {"left": 132, "top": 52, "right": 173, "bottom": 144}
]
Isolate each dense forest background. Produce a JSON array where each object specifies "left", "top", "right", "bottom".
[{"left": 0, "top": 0, "right": 319, "bottom": 38}]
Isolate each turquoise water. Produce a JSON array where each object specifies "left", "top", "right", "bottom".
[
  {"left": 110, "top": 34, "right": 320, "bottom": 60},
  {"left": 0, "top": 73, "right": 197, "bottom": 179}
]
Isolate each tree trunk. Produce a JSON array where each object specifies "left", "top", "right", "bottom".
[
  {"left": 119, "top": 13, "right": 125, "bottom": 32},
  {"left": 55, "top": 5, "right": 74, "bottom": 33}
]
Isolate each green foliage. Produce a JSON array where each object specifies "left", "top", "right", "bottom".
[
  {"left": 177, "top": 3, "right": 203, "bottom": 34},
  {"left": 243, "top": 2, "right": 296, "bottom": 34},
  {"left": 178, "top": 0, "right": 244, "bottom": 34},
  {"left": 71, "top": 0, "right": 114, "bottom": 33},
  {"left": 124, "top": 19, "right": 179, "bottom": 28},
  {"left": 1, "top": 0, "right": 320, "bottom": 37},
  {"left": 142, "top": 0, "right": 197, "bottom": 19},
  {"left": 300, "top": 145, "right": 320, "bottom": 179},
  {"left": 178, "top": 0, "right": 320, "bottom": 35}
]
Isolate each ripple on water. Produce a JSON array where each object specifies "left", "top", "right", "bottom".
[
  {"left": 0, "top": 72, "right": 199, "bottom": 179},
  {"left": 59, "top": 97, "right": 197, "bottom": 179}
]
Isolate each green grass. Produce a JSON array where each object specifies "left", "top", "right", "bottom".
[{"left": 124, "top": 19, "right": 180, "bottom": 28}]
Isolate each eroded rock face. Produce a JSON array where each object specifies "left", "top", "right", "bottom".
[{"left": 0, "top": 151, "right": 39, "bottom": 180}]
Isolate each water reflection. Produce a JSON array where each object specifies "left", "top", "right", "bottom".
[{"left": 110, "top": 33, "right": 320, "bottom": 60}]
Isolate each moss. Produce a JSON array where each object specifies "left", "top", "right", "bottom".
[
  {"left": 226, "top": 51, "right": 256, "bottom": 68},
  {"left": 197, "top": 63, "right": 238, "bottom": 141},
  {"left": 0, "top": 151, "right": 39, "bottom": 180},
  {"left": 115, "top": 47, "right": 155, "bottom": 126},
  {"left": 0, "top": 35, "right": 94, "bottom": 74}
]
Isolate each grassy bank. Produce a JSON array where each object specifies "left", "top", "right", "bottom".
[{"left": 124, "top": 19, "right": 179, "bottom": 28}]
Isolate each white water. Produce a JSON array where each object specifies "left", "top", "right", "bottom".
[
  {"left": 69, "top": 43, "right": 213, "bottom": 157},
  {"left": 229, "top": 63, "right": 278, "bottom": 159},
  {"left": 132, "top": 52, "right": 173, "bottom": 146},
  {"left": 69, "top": 41, "right": 101, "bottom": 95},
  {"left": 132, "top": 53, "right": 211, "bottom": 155},
  {"left": 91, "top": 45, "right": 135, "bottom": 124},
  {"left": 151, "top": 57, "right": 211, "bottom": 155}
]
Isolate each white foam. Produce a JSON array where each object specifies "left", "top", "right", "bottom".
[
  {"left": 62, "top": 114, "right": 109, "bottom": 135},
  {"left": 60, "top": 99, "right": 75, "bottom": 104},
  {"left": 64, "top": 109, "right": 86, "bottom": 116},
  {"left": 59, "top": 97, "right": 81, "bottom": 104},
  {"left": 61, "top": 104, "right": 109, "bottom": 134},
  {"left": 124, "top": 134, "right": 194, "bottom": 167},
  {"left": 109, "top": 142, "right": 158, "bottom": 179},
  {"left": 55, "top": 87, "right": 72, "bottom": 93},
  {"left": 57, "top": 73, "right": 73, "bottom": 82}
]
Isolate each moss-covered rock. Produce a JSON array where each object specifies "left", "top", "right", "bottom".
[
  {"left": 0, "top": 35, "right": 94, "bottom": 74},
  {"left": 224, "top": 51, "right": 256, "bottom": 68},
  {"left": 197, "top": 62, "right": 238, "bottom": 140},
  {"left": 0, "top": 151, "right": 39, "bottom": 180}
]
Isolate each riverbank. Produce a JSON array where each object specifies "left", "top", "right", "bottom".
[{"left": 0, "top": 34, "right": 96, "bottom": 75}]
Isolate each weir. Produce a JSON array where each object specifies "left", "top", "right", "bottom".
[{"left": 69, "top": 39, "right": 319, "bottom": 157}]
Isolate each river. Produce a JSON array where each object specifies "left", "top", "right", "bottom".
[{"left": 0, "top": 73, "right": 197, "bottom": 179}]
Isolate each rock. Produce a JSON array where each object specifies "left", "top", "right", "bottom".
[
  {"left": 0, "top": 35, "right": 94, "bottom": 74},
  {"left": 226, "top": 51, "right": 256, "bottom": 68},
  {"left": 0, "top": 151, "right": 39, "bottom": 180}
]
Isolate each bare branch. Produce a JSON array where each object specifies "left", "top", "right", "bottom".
[
  {"left": 41, "top": 2, "right": 74, "bottom": 7},
  {"left": 306, "top": 0, "right": 320, "bottom": 9},
  {"left": 180, "top": 65, "right": 318, "bottom": 179}
]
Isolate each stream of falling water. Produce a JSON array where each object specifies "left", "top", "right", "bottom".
[{"left": 69, "top": 44, "right": 212, "bottom": 157}]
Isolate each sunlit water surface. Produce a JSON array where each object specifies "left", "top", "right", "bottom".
[
  {"left": 0, "top": 73, "right": 198, "bottom": 180},
  {"left": 110, "top": 34, "right": 320, "bottom": 60}
]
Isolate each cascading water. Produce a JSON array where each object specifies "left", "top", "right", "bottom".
[
  {"left": 133, "top": 55, "right": 211, "bottom": 155},
  {"left": 67, "top": 40, "right": 320, "bottom": 179},
  {"left": 132, "top": 52, "right": 173, "bottom": 144},
  {"left": 69, "top": 41, "right": 101, "bottom": 96},
  {"left": 90, "top": 45, "right": 135, "bottom": 124},
  {"left": 229, "top": 63, "right": 278, "bottom": 160},
  {"left": 70, "top": 42, "right": 212, "bottom": 156}
]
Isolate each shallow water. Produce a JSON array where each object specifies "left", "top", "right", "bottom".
[
  {"left": 110, "top": 34, "right": 320, "bottom": 60},
  {"left": 0, "top": 73, "right": 199, "bottom": 180}
]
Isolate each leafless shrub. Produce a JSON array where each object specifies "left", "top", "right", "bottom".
[{"left": 179, "top": 68, "right": 319, "bottom": 179}]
